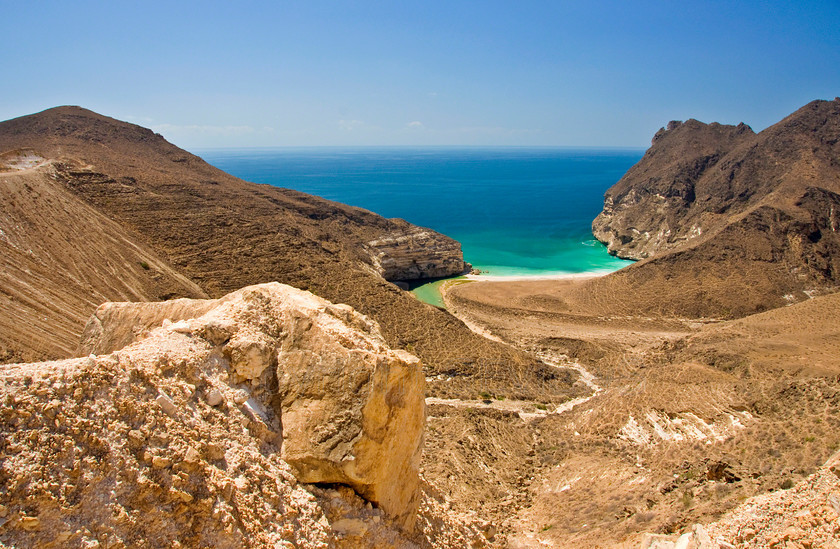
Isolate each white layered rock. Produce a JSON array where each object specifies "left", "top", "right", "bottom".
[{"left": 365, "top": 226, "right": 468, "bottom": 281}]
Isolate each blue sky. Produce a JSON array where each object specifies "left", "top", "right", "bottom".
[{"left": 3, "top": 1, "right": 839, "bottom": 148}]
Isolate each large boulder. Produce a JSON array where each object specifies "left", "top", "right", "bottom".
[{"left": 78, "top": 282, "right": 426, "bottom": 530}]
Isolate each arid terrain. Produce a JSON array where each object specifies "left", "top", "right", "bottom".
[
  {"left": 442, "top": 99, "right": 840, "bottom": 547},
  {"left": 1, "top": 100, "right": 840, "bottom": 548},
  {"left": 0, "top": 106, "right": 578, "bottom": 548},
  {"left": 445, "top": 275, "right": 840, "bottom": 547},
  {"left": 0, "top": 106, "right": 574, "bottom": 404}
]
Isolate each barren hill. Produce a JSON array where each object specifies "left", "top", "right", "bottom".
[
  {"left": 0, "top": 107, "right": 572, "bottom": 406},
  {"left": 591, "top": 98, "right": 840, "bottom": 318}
]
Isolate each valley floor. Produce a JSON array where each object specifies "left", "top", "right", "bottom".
[{"left": 423, "top": 277, "right": 840, "bottom": 548}]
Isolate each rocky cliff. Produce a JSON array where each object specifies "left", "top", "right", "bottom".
[
  {"left": 366, "top": 225, "right": 469, "bottom": 281},
  {"left": 587, "top": 98, "right": 840, "bottom": 317},
  {"left": 592, "top": 119, "right": 756, "bottom": 260},
  {"left": 594, "top": 99, "right": 840, "bottom": 262},
  {"left": 0, "top": 283, "right": 485, "bottom": 547}
]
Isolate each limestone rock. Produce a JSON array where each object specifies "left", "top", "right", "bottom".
[
  {"left": 365, "top": 225, "right": 469, "bottom": 280},
  {"left": 278, "top": 338, "right": 425, "bottom": 530},
  {"left": 79, "top": 296, "right": 226, "bottom": 355},
  {"left": 0, "top": 281, "right": 484, "bottom": 548},
  {"left": 79, "top": 282, "right": 426, "bottom": 529}
]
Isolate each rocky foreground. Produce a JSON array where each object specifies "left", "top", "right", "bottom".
[
  {"left": 632, "top": 453, "right": 840, "bottom": 549},
  {"left": 0, "top": 283, "right": 486, "bottom": 548}
]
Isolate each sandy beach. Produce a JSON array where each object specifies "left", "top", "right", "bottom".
[{"left": 461, "top": 271, "right": 606, "bottom": 282}]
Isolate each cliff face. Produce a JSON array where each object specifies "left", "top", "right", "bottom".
[
  {"left": 594, "top": 99, "right": 840, "bottom": 262},
  {"left": 81, "top": 282, "right": 426, "bottom": 529},
  {"left": 586, "top": 98, "right": 840, "bottom": 318},
  {"left": 366, "top": 225, "right": 469, "bottom": 281},
  {"left": 592, "top": 119, "right": 756, "bottom": 259}
]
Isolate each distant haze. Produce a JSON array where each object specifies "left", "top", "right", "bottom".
[{"left": 3, "top": 1, "right": 839, "bottom": 148}]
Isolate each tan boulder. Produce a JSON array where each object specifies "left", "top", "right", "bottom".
[{"left": 79, "top": 282, "right": 426, "bottom": 529}]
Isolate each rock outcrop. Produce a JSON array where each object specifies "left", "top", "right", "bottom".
[
  {"left": 84, "top": 282, "right": 426, "bottom": 529},
  {"left": 365, "top": 225, "right": 469, "bottom": 281},
  {"left": 584, "top": 98, "right": 840, "bottom": 317},
  {"left": 592, "top": 119, "right": 756, "bottom": 260},
  {"left": 0, "top": 283, "right": 440, "bottom": 547},
  {"left": 594, "top": 99, "right": 840, "bottom": 263}
]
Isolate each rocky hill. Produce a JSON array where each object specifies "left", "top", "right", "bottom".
[
  {"left": 0, "top": 107, "right": 572, "bottom": 408},
  {"left": 591, "top": 98, "right": 840, "bottom": 317}
]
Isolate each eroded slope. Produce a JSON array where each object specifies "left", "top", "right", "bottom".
[
  {"left": 592, "top": 98, "right": 840, "bottom": 318},
  {"left": 0, "top": 158, "right": 206, "bottom": 363}
]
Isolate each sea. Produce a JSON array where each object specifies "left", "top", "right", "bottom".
[{"left": 197, "top": 147, "right": 643, "bottom": 305}]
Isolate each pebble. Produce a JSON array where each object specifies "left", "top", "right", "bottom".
[
  {"left": 128, "top": 430, "right": 145, "bottom": 445},
  {"left": 170, "top": 488, "right": 194, "bottom": 503},
  {"left": 243, "top": 398, "right": 268, "bottom": 422},
  {"left": 206, "top": 388, "right": 224, "bottom": 407},
  {"left": 206, "top": 443, "right": 225, "bottom": 461},
  {"left": 20, "top": 516, "right": 40, "bottom": 531},
  {"left": 156, "top": 392, "right": 178, "bottom": 418},
  {"left": 183, "top": 446, "right": 201, "bottom": 464},
  {"left": 232, "top": 389, "right": 249, "bottom": 405},
  {"left": 170, "top": 320, "right": 192, "bottom": 334}
]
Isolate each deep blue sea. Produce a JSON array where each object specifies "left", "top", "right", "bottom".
[{"left": 198, "top": 147, "right": 642, "bottom": 279}]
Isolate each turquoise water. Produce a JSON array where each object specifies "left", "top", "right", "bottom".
[
  {"left": 198, "top": 147, "right": 642, "bottom": 281},
  {"left": 406, "top": 278, "right": 455, "bottom": 308}
]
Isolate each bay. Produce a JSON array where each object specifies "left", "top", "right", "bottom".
[{"left": 198, "top": 147, "right": 642, "bottom": 305}]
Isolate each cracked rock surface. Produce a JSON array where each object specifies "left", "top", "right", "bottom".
[{"left": 0, "top": 283, "right": 482, "bottom": 548}]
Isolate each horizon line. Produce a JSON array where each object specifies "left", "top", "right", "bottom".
[{"left": 190, "top": 144, "right": 649, "bottom": 152}]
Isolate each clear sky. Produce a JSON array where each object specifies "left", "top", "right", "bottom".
[{"left": 3, "top": 1, "right": 839, "bottom": 148}]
